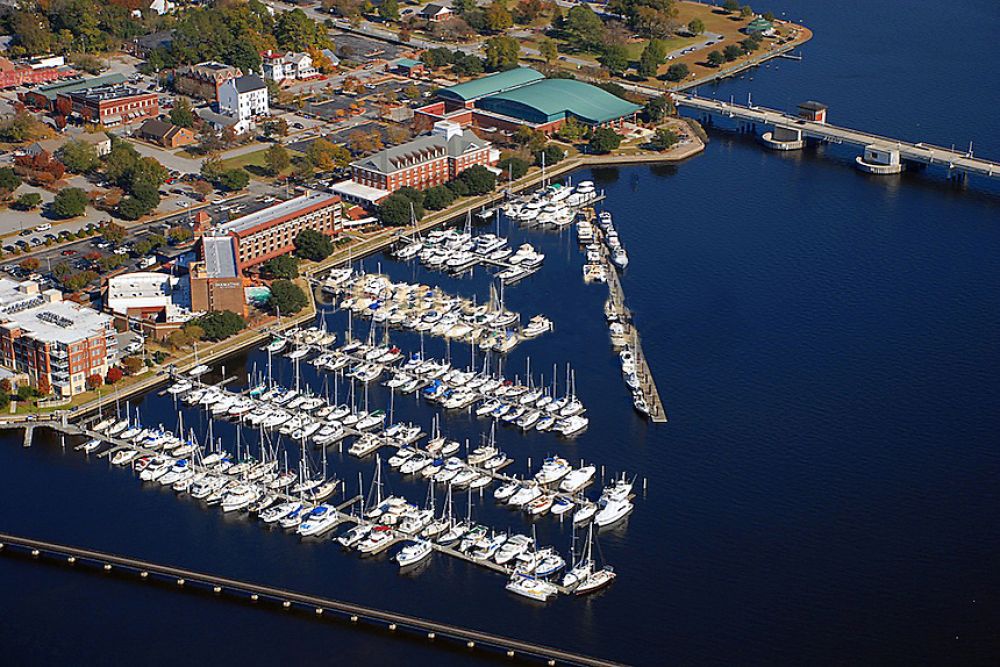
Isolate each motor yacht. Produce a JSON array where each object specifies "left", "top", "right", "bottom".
[
  {"left": 505, "top": 574, "right": 558, "bottom": 602},
  {"left": 395, "top": 540, "right": 433, "bottom": 567}
]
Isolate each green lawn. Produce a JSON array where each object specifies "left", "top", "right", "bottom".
[{"left": 219, "top": 147, "right": 303, "bottom": 179}]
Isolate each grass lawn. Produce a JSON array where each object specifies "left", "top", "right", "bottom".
[{"left": 219, "top": 147, "right": 303, "bottom": 179}]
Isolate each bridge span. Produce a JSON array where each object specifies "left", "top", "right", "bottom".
[{"left": 675, "top": 94, "right": 999, "bottom": 180}]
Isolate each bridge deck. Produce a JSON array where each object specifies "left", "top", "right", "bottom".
[
  {"left": 0, "top": 532, "right": 624, "bottom": 667},
  {"left": 676, "top": 95, "right": 999, "bottom": 179}
]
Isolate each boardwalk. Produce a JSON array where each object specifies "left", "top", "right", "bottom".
[
  {"left": 676, "top": 94, "right": 1000, "bottom": 180},
  {"left": 0, "top": 532, "right": 626, "bottom": 667}
]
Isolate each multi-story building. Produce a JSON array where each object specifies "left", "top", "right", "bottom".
[
  {"left": 0, "top": 55, "right": 75, "bottom": 90},
  {"left": 0, "top": 280, "right": 115, "bottom": 396},
  {"left": 218, "top": 74, "right": 269, "bottom": 134},
  {"left": 21, "top": 73, "right": 125, "bottom": 111},
  {"left": 261, "top": 51, "right": 318, "bottom": 82},
  {"left": 189, "top": 236, "right": 247, "bottom": 315},
  {"left": 199, "top": 191, "right": 342, "bottom": 273},
  {"left": 63, "top": 84, "right": 159, "bottom": 128},
  {"left": 350, "top": 120, "right": 497, "bottom": 193},
  {"left": 174, "top": 61, "right": 243, "bottom": 102}
]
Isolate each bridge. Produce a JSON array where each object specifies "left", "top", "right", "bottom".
[
  {"left": 675, "top": 94, "right": 1000, "bottom": 181},
  {"left": 0, "top": 532, "right": 626, "bottom": 667}
]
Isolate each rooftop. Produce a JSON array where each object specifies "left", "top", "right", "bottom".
[
  {"left": 230, "top": 74, "right": 267, "bottom": 94},
  {"left": 437, "top": 67, "right": 545, "bottom": 103},
  {"left": 352, "top": 129, "right": 489, "bottom": 175},
  {"left": 214, "top": 191, "right": 340, "bottom": 237},
  {"left": 0, "top": 279, "right": 111, "bottom": 345},
  {"left": 202, "top": 235, "right": 238, "bottom": 278},
  {"left": 395, "top": 58, "right": 423, "bottom": 69},
  {"left": 330, "top": 179, "right": 391, "bottom": 204},
  {"left": 106, "top": 272, "right": 194, "bottom": 321},
  {"left": 32, "top": 73, "right": 126, "bottom": 101},
  {"left": 477, "top": 78, "right": 641, "bottom": 125}
]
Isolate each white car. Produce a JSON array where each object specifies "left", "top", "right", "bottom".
[{"left": 34, "top": 223, "right": 51, "bottom": 232}]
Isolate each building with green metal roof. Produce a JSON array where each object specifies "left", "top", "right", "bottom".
[
  {"left": 437, "top": 67, "right": 546, "bottom": 105},
  {"left": 23, "top": 73, "right": 126, "bottom": 110},
  {"left": 476, "top": 78, "right": 641, "bottom": 126}
]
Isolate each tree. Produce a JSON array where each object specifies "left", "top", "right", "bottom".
[
  {"left": 485, "top": 35, "right": 521, "bottom": 72},
  {"left": 86, "top": 374, "right": 103, "bottom": 390},
  {"left": 565, "top": 6, "right": 606, "bottom": 51},
  {"left": 539, "top": 39, "right": 559, "bottom": 63},
  {"left": 649, "top": 127, "right": 679, "bottom": 150},
  {"left": 378, "top": 0, "right": 399, "bottom": 21},
  {"left": 192, "top": 180, "right": 214, "bottom": 198},
  {"left": 293, "top": 229, "right": 334, "bottom": 261},
  {"left": 497, "top": 156, "right": 530, "bottom": 180},
  {"left": 533, "top": 143, "right": 565, "bottom": 167},
  {"left": 57, "top": 140, "right": 100, "bottom": 173},
  {"left": 589, "top": 127, "right": 621, "bottom": 154},
  {"left": 105, "top": 367, "right": 124, "bottom": 384},
  {"left": 269, "top": 279, "right": 308, "bottom": 315},
  {"left": 19, "top": 257, "right": 40, "bottom": 272},
  {"left": 423, "top": 185, "right": 456, "bottom": 211},
  {"left": 101, "top": 222, "right": 127, "bottom": 245},
  {"left": 36, "top": 374, "right": 50, "bottom": 396},
  {"left": 183, "top": 324, "right": 204, "bottom": 342},
  {"left": 459, "top": 165, "right": 497, "bottom": 195},
  {"left": 707, "top": 50, "right": 725, "bottom": 67},
  {"left": 122, "top": 356, "right": 145, "bottom": 375},
  {"left": 168, "top": 226, "right": 193, "bottom": 244},
  {"left": 308, "top": 138, "right": 351, "bottom": 170},
  {"left": 378, "top": 193, "right": 419, "bottom": 226},
  {"left": 218, "top": 169, "right": 250, "bottom": 191},
  {"left": 723, "top": 44, "right": 743, "bottom": 61},
  {"left": 688, "top": 18, "right": 705, "bottom": 35},
  {"left": 0, "top": 167, "right": 21, "bottom": 197},
  {"left": 117, "top": 196, "right": 149, "bottom": 220},
  {"left": 484, "top": 1, "right": 514, "bottom": 33},
  {"left": 264, "top": 144, "right": 291, "bottom": 176},
  {"left": 0, "top": 378, "right": 10, "bottom": 395},
  {"left": 169, "top": 97, "right": 195, "bottom": 128},
  {"left": 740, "top": 36, "right": 761, "bottom": 53},
  {"left": 193, "top": 310, "right": 246, "bottom": 340},
  {"left": 637, "top": 41, "right": 665, "bottom": 78},
  {"left": 52, "top": 188, "right": 88, "bottom": 218},
  {"left": 740, "top": 5, "right": 753, "bottom": 18},
  {"left": 263, "top": 254, "right": 299, "bottom": 279},
  {"left": 599, "top": 44, "right": 630, "bottom": 76},
  {"left": 167, "top": 330, "right": 190, "bottom": 349},
  {"left": 15, "top": 192, "right": 41, "bottom": 210},
  {"left": 665, "top": 62, "right": 689, "bottom": 82}
]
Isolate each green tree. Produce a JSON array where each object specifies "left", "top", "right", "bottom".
[
  {"left": 264, "top": 144, "right": 291, "bottom": 176},
  {"left": 293, "top": 229, "right": 334, "bottom": 261},
  {"left": 740, "top": 5, "right": 753, "bottom": 18},
  {"left": 497, "top": 156, "right": 530, "bottom": 180},
  {"left": 459, "top": 165, "right": 497, "bottom": 195},
  {"left": 101, "top": 222, "right": 127, "bottom": 245},
  {"left": 485, "top": 35, "right": 520, "bottom": 72},
  {"left": 637, "top": 41, "right": 665, "bottom": 78},
  {"left": 168, "top": 226, "right": 193, "bottom": 244},
  {"left": 193, "top": 310, "right": 246, "bottom": 340},
  {"left": 423, "top": 185, "right": 456, "bottom": 210},
  {"left": 589, "top": 127, "right": 621, "bottom": 154},
  {"left": 539, "top": 39, "right": 558, "bottom": 63},
  {"left": 57, "top": 139, "right": 100, "bottom": 173},
  {"left": 52, "top": 188, "right": 88, "bottom": 218},
  {"left": 0, "top": 167, "right": 21, "bottom": 197},
  {"left": 378, "top": 193, "right": 421, "bottom": 226},
  {"left": 484, "top": 1, "right": 514, "bottom": 33},
  {"left": 723, "top": 44, "right": 743, "bottom": 61},
  {"left": 707, "top": 50, "right": 725, "bottom": 67},
  {"left": 688, "top": 18, "right": 705, "bottom": 35},
  {"left": 15, "top": 192, "right": 42, "bottom": 210},
  {"left": 118, "top": 196, "right": 150, "bottom": 220},
  {"left": 378, "top": 0, "right": 399, "bottom": 21},
  {"left": 565, "top": 6, "right": 606, "bottom": 51},
  {"left": 269, "top": 279, "right": 308, "bottom": 315},
  {"left": 649, "top": 127, "right": 679, "bottom": 150},
  {"left": 665, "top": 62, "right": 689, "bottom": 82},
  {"left": 218, "top": 169, "right": 250, "bottom": 191},
  {"left": 533, "top": 143, "right": 565, "bottom": 167},
  {"left": 262, "top": 254, "right": 299, "bottom": 279},
  {"left": 169, "top": 97, "right": 195, "bottom": 128},
  {"left": 599, "top": 44, "right": 630, "bottom": 75}
]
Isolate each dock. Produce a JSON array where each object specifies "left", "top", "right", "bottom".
[{"left": 0, "top": 531, "right": 624, "bottom": 667}]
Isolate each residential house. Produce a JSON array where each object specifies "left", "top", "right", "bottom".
[
  {"left": 217, "top": 74, "right": 269, "bottom": 134},
  {"left": 137, "top": 118, "right": 196, "bottom": 148}
]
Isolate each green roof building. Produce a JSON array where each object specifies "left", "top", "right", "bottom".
[
  {"left": 476, "top": 78, "right": 642, "bottom": 126},
  {"left": 747, "top": 17, "right": 775, "bottom": 35},
  {"left": 438, "top": 67, "right": 546, "bottom": 104}
]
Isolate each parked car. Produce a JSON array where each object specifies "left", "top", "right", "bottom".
[
  {"left": 34, "top": 223, "right": 51, "bottom": 232},
  {"left": 61, "top": 249, "right": 77, "bottom": 256}
]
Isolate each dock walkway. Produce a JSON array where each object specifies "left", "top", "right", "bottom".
[{"left": 0, "top": 531, "right": 624, "bottom": 667}]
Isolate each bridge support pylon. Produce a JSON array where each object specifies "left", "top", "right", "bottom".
[
  {"left": 856, "top": 144, "right": 904, "bottom": 175},
  {"left": 760, "top": 126, "right": 804, "bottom": 150}
]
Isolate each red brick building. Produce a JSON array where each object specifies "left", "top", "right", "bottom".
[
  {"left": 350, "top": 121, "right": 496, "bottom": 193},
  {"left": 0, "top": 56, "right": 76, "bottom": 90},
  {"left": 63, "top": 85, "right": 159, "bottom": 128}
]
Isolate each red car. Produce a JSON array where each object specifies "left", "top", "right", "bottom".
[{"left": 61, "top": 249, "right": 77, "bottom": 256}]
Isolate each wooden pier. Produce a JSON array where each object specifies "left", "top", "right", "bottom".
[{"left": 0, "top": 532, "right": 623, "bottom": 667}]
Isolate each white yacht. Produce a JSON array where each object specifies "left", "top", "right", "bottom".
[
  {"left": 395, "top": 540, "right": 433, "bottom": 567},
  {"left": 559, "top": 466, "right": 596, "bottom": 493},
  {"left": 505, "top": 574, "right": 558, "bottom": 602}
]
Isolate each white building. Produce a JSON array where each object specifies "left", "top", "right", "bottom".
[
  {"left": 261, "top": 51, "right": 318, "bottom": 83},
  {"left": 218, "top": 74, "right": 269, "bottom": 134},
  {"left": 105, "top": 272, "right": 197, "bottom": 323}
]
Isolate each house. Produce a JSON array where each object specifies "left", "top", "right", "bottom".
[
  {"left": 218, "top": 74, "right": 269, "bottom": 134},
  {"left": 174, "top": 61, "right": 242, "bottom": 102},
  {"left": 321, "top": 49, "right": 341, "bottom": 68},
  {"left": 128, "top": 30, "right": 174, "bottom": 58},
  {"left": 196, "top": 108, "right": 240, "bottom": 134},
  {"left": 420, "top": 3, "right": 453, "bottom": 22},
  {"left": 137, "top": 118, "right": 196, "bottom": 148},
  {"left": 24, "top": 133, "right": 111, "bottom": 159},
  {"left": 261, "top": 51, "right": 318, "bottom": 83}
]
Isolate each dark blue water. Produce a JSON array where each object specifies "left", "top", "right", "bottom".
[{"left": 4, "top": 2, "right": 1000, "bottom": 665}]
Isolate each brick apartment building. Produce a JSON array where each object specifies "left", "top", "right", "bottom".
[
  {"left": 174, "top": 61, "right": 243, "bottom": 102},
  {"left": 0, "top": 280, "right": 115, "bottom": 396},
  {"left": 350, "top": 121, "right": 496, "bottom": 193},
  {"left": 0, "top": 55, "right": 75, "bottom": 90}
]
